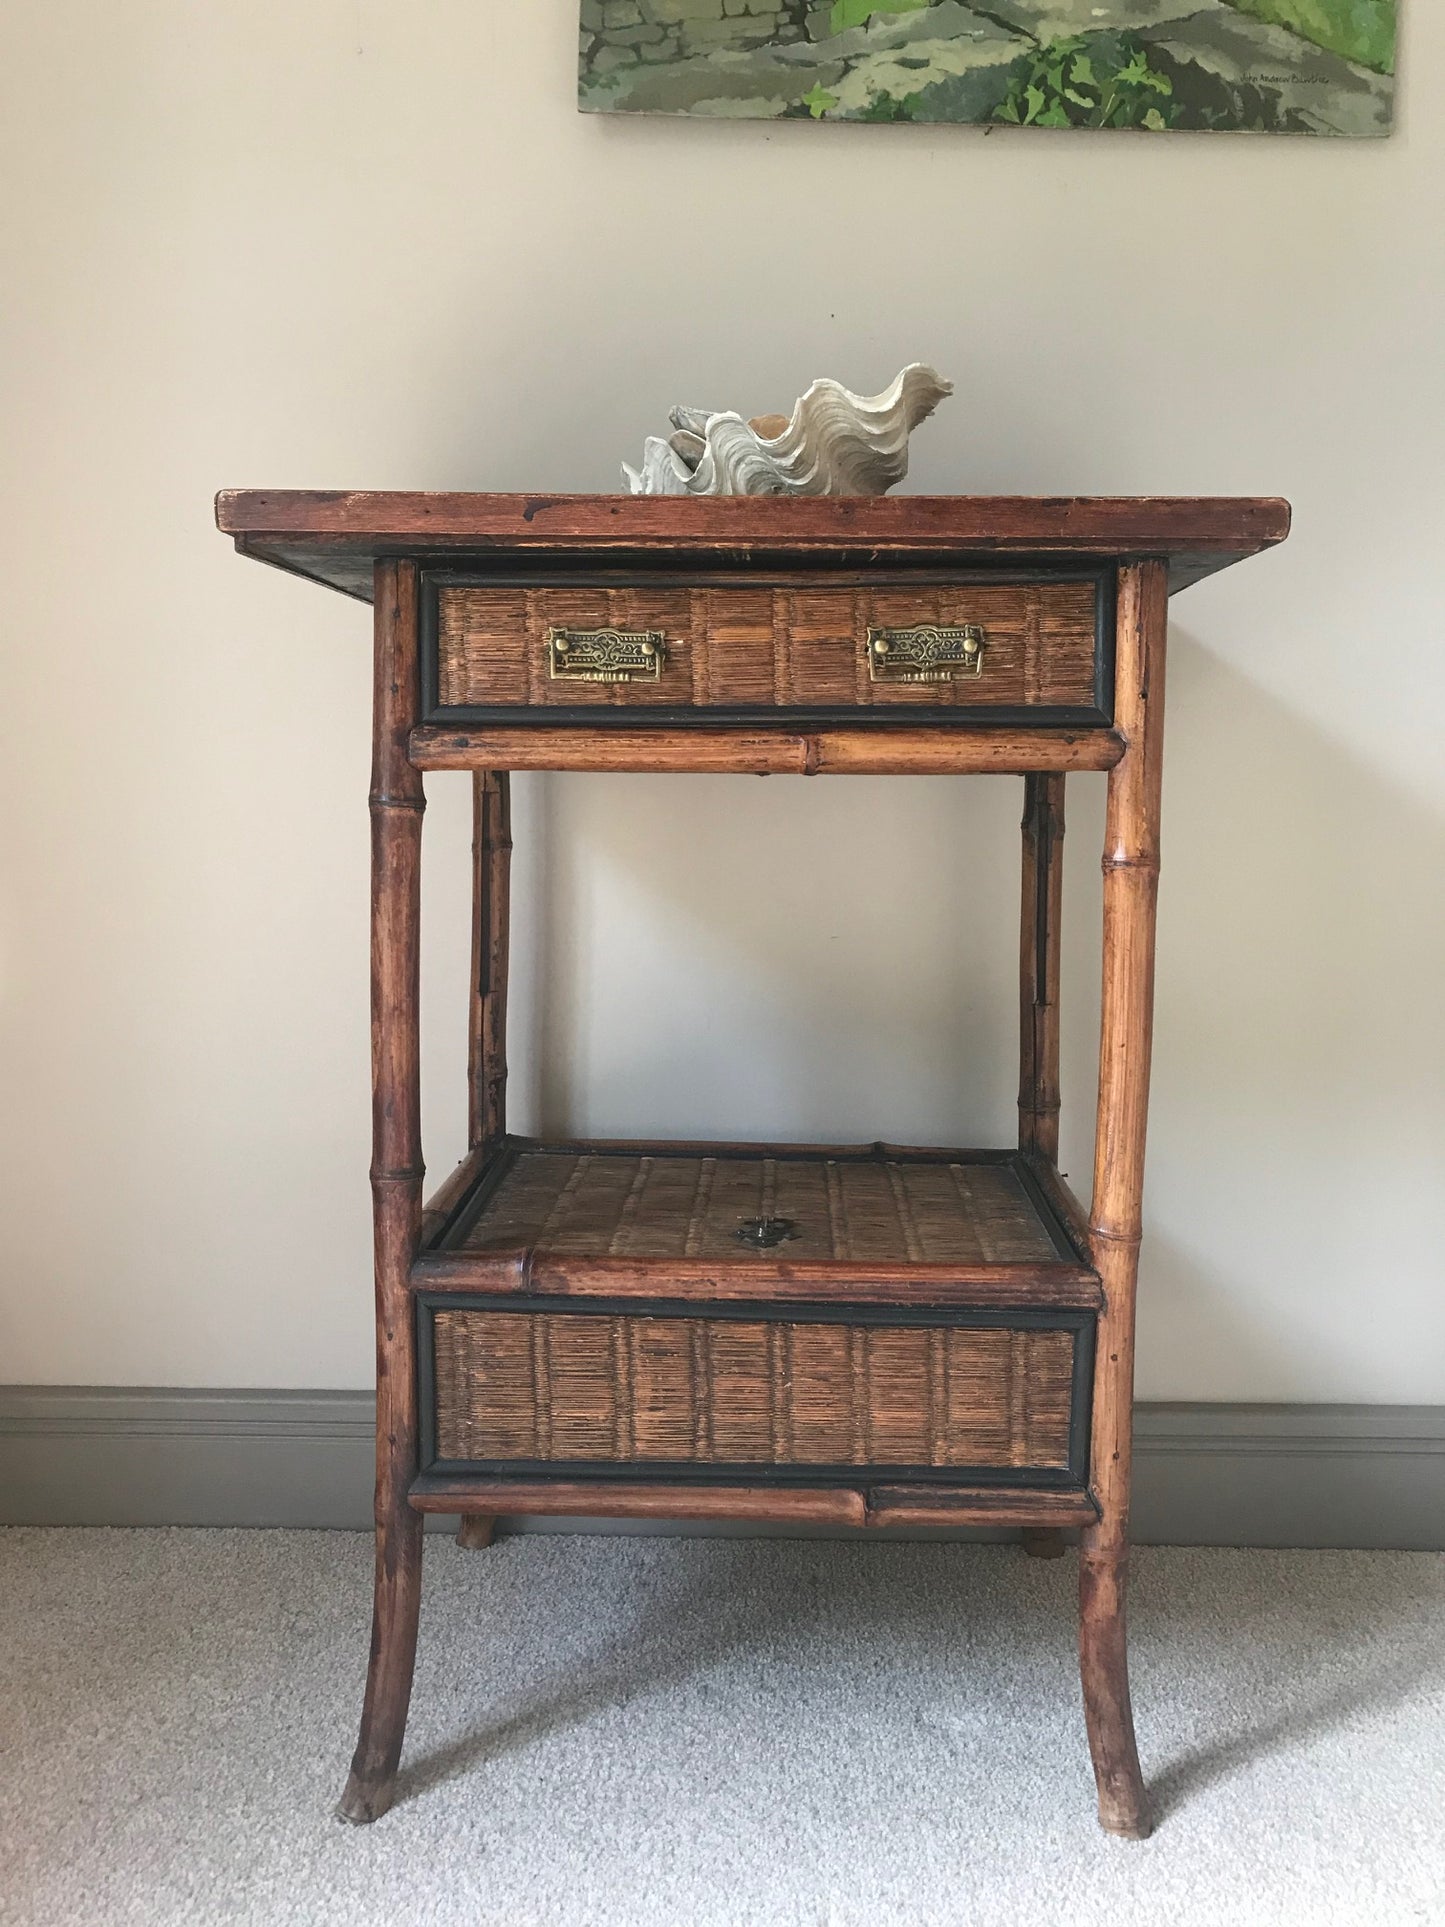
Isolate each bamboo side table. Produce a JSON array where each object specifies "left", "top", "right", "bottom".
[{"left": 217, "top": 490, "right": 1288, "bottom": 1836}]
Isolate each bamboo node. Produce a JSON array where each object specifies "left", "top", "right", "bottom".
[
  {"left": 1088, "top": 1225, "right": 1142, "bottom": 1249},
  {"left": 1099, "top": 854, "right": 1158, "bottom": 875}
]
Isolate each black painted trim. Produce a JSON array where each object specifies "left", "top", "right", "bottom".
[
  {"left": 1011, "top": 1156, "right": 1085, "bottom": 1264},
  {"left": 423, "top": 1139, "right": 520, "bottom": 1252},
  {"left": 417, "top": 1463, "right": 1084, "bottom": 1492},
  {"left": 1069, "top": 1312, "right": 1097, "bottom": 1490},
  {"left": 511, "top": 1140, "right": 1022, "bottom": 1164},
  {"left": 418, "top": 561, "right": 1116, "bottom": 732}
]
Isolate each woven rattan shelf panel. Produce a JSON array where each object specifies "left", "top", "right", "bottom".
[
  {"left": 428, "top": 1306, "right": 1083, "bottom": 1475},
  {"left": 448, "top": 1147, "right": 1067, "bottom": 1267}
]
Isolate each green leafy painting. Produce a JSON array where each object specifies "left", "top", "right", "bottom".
[{"left": 578, "top": 0, "right": 1395, "bottom": 135}]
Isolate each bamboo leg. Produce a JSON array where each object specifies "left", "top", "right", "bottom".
[
  {"left": 1018, "top": 772, "right": 1066, "bottom": 1164},
  {"left": 1019, "top": 773, "right": 1068, "bottom": 1558},
  {"left": 468, "top": 770, "right": 512, "bottom": 1154},
  {"left": 452, "top": 771, "right": 513, "bottom": 1561},
  {"left": 338, "top": 560, "right": 426, "bottom": 1828},
  {"left": 1078, "top": 558, "right": 1167, "bottom": 1841}
]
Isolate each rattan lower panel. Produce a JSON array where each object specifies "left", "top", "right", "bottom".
[{"left": 431, "top": 1309, "right": 1078, "bottom": 1472}]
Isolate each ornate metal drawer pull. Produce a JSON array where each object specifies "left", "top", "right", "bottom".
[
  {"left": 866, "top": 623, "right": 985, "bottom": 683},
  {"left": 547, "top": 626, "right": 667, "bottom": 683}
]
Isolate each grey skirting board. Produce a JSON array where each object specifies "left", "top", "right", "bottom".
[{"left": 0, "top": 1389, "right": 1440, "bottom": 1548}]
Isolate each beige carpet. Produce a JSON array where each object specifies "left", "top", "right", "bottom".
[{"left": 2, "top": 1530, "right": 1442, "bottom": 1926}]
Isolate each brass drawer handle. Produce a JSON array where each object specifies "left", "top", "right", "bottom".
[
  {"left": 866, "top": 623, "right": 985, "bottom": 684},
  {"left": 547, "top": 625, "right": 667, "bottom": 683}
]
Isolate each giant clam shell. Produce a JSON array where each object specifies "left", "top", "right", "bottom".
[{"left": 622, "top": 364, "right": 952, "bottom": 497}]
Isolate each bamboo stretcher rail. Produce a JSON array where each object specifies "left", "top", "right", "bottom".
[
  {"left": 408, "top": 724, "right": 1128, "bottom": 776},
  {"left": 407, "top": 1477, "right": 1100, "bottom": 1530},
  {"left": 411, "top": 1250, "right": 1102, "bottom": 1308}
]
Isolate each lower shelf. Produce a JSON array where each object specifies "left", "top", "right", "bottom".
[
  {"left": 421, "top": 1135, "right": 1094, "bottom": 1291},
  {"left": 414, "top": 1137, "right": 1101, "bottom": 1518},
  {"left": 408, "top": 1476, "right": 1100, "bottom": 1531}
]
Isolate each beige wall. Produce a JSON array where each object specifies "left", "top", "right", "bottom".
[{"left": 2, "top": 2, "right": 1440, "bottom": 1398}]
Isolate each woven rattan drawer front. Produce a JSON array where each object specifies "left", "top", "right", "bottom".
[
  {"left": 423, "top": 573, "right": 1110, "bottom": 725},
  {"left": 421, "top": 1302, "right": 1092, "bottom": 1484}
]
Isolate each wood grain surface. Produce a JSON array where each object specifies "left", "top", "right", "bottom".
[
  {"left": 407, "top": 1477, "right": 1098, "bottom": 1529},
  {"left": 408, "top": 724, "right": 1127, "bottom": 775},
  {"left": 216, "top": 490, "right": 1291, "bottom": 601}
]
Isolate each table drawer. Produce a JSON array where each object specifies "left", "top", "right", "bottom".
[
  {"left": 422, "top": 572, "right": 1112, "bottom": 727},
  {"left": 419, "top": 1299, "right": 1093, "bottom": 1485}
]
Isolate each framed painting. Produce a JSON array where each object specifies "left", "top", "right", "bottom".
[{"left": 579, "top": 1, "right": 1395, "bottom": 134}]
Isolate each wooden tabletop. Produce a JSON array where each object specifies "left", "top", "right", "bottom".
[{"left": 216, "top": 491, "right": 1291, "bottom": 601}]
